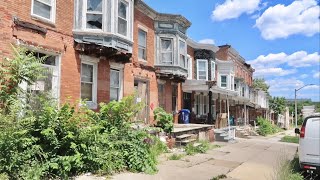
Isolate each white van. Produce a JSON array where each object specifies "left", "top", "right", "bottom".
[{"left": 295, "top": 114, "right": 320, "bottom": 175}]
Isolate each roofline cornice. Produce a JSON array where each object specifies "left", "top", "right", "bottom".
[{"left": 187, "top": 38, "right": 219, "bottom": 53}]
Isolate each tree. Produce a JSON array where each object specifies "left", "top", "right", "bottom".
[
  {"left": 253, "top": 78, "right": 270, "bottom": 93},
  {"left": 269, "top": 97, "right": 286, "bottom": 115}
]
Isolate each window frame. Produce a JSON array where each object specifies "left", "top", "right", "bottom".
[
  {"left": 117, "top": 0, "right": 129, "bottom": 37},
  {"left": 230, "top": 75, "right": 234, "bottom": 91},
  {"left": 220, "top": 75, "right": 228, "bottom": 88},
  {"left": 160, "top": 38, "right": 174, "bottom": 65},
  {"left": 110, "top": 69, "right": 121, "bottom": 101},
  {"left": 179, "top": 39, "right": 187, "bottom": 69},
  {"left": 84, "top": 0, "right": 104, "bottom": 30},
  {"left": 109, "top": 63, "right": 124, "bottom": 102},
  {"left": 211, "top": 61, "right": 215, "bottom": 80},
  {"left": 138, "top": 28, "right": 147, "bottom": 61},
  {"left": 197, "top": 59, "right": 208, "bottom": 80},
  {"left": 31, "top": 0, "right": 56, "bottom": 24},
  {"left": 80, "top": 56, "right": 98, "bottom": 109},
  {"left": 187, "top": 55, "right": 192, "bottom": 80}
]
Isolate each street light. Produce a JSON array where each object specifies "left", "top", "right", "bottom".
[{"left": 295, "top": 84, "right": 315, "bottom": 128}]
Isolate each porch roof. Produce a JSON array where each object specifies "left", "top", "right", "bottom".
[{"left": 182, "top": 80, "right": 238, "bottom": 97}]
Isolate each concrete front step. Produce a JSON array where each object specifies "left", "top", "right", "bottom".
[{"left": 176, "top": 134, "right": 192, "bottom": 139}]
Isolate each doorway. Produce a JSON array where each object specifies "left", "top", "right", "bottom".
[{"left": 134, "top": 79, "right": 149, "bottom": 124}]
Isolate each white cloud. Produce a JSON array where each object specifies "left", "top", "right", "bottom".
[
  {"left": 300, "top": 74, "right": 309, "bottom": 79},
  {"left": 255, "top": 0, "right": 320, "bottom": 40},
  {"left": 211, "top": 0, "right": 261, "bottom": 21},
  {"left": 198, "top": 39, "right": 215, "bottom": 44},
  {"left": 248, "top": 51, "right": 320, "bottom": 68},
  {"left": 254, "top": 67, "right": 296, "bottom": 77},
  {"left": 314, "top": 72, "right": 320, "bottom": 78}
]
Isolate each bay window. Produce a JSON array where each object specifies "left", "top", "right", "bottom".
[
  {"left": 197, "top": 59, "right": 208, "bottom": 80},
  {"left": 110, "top": 69, "right": 121, "bottom": 101},
  {"left": 31, "top": 0, "right": 55, "bottom": 23},
  {"left": 86, "top": 0, "right": 103, "bottom": 29},
  {"left": 160, "top": 38, "right": 173, "bottom": 64},
  {"left": 118, "top": 0, "right": 128, "bottom": 36},
  {"left": 138, "top": 29, "right": 147, "bottom": 60},
  {"left": 220, "top": 75, "right": 227, "bottom": 88}
]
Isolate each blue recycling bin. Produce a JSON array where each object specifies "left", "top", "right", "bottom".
[{"left": 179, "top": 109, "right": 190, "bottom": 124}]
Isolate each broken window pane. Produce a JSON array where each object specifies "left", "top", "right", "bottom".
[
  {"left": 33, "top": 0, "right": 51, "bottom": 20},
  {"left": 81, "top": 64, "right": 93, "bottom": 82},
  {"left": 110, "top": 70, "right": 120, "bottom": 87},
  {"left": 87, "top": 0, "right": 102, "bottom": 12},
  {"left": 86, "top": 14, "right": 102, "bottom": 29},
  {"left": 110, "top": 87, "right": 119, "bottom": 101},
  {"left": 161, "top": 39, "right": 172, "bottom": 51},
  {"left": 118, "top": 18, "right": 127, "bottom": 36}
]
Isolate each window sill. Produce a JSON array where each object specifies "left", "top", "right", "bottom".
[
  {"left": 138, "top": 58, "right": 147, "bottom": 63},
  {"left": 31, "top": 14, "right": 56, "bottom": 28}
]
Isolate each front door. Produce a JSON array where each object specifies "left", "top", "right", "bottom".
[
  {"left": 134, "top": 79, "right": 149, "bottom": 124},
  {"left": 183, "top": 92, "right": 191, "bottom": 111}
]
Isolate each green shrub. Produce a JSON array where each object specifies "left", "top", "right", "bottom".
[
  {"left": 154, "top": 107, "right": 174, "bottom": 134},
  {"left": 280, "top": 136, "right": 299, "bottom": 144},
  {"left": 168, "top": 154, "right": 184, "bottom": 160},
  {"left": 0, "top": 48, "right": 166, "bottom": 179},
  {"left": 185, "top": 141, "right": 210, "bottom": 155},
  {"left": 257, "top": 117, "right": 282, "bottom": 136},
  {"left": 297, "top": 116, "right": 304, "bottom": 126}
]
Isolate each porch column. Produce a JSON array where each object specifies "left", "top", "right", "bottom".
[
  {"left": 244, "top": 104, "right": 247, "bottom": 126},
  {"left": 208, "top": 91, "right": 213, "bottom": 124}
]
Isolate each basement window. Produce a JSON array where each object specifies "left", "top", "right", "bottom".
[{"left": 31, "top": 0, "right": 56, "bottom": 23}]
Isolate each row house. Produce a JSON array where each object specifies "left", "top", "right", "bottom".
[{"left": 0, "top": 0, "right": 268, "bottom": 126}]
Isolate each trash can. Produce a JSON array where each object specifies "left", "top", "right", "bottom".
[{"left": 179, "top": 109, "right": 190, "bottom": 124}]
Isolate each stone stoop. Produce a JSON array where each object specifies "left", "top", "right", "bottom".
[
  {"left": 175, "top": 134, "right": 197, "bottom": 146},
  {"left": 214, "top": 127, "right": 236, "bottom": 142}
]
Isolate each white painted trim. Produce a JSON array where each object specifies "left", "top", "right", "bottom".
[
  {"left": 138, "top": 24, "right": 148, "bottom": 32},
  {"left": 211, "top": 61, "right": 215, "bottom": 80},
  {"left": 138, "top": 28, "right": 147, "bottom": 61},
  {"left": 220, "top": 74, "right": 228, "bottom": 89},
  {"left": 31, "top": 0, "right": 56, "bottom": 24},
  {"left": 178, "top": 38, "right": 187, "bottom": 69},
  {"left": 197, "top": 59, "right": 208, "bottom": 81},
  {"left": 80, "top": 56, "right": 98, "bottom": 109},
  {"left": 187, "top": 55, "right": 193, "bottom": 80},
  {"left": 110, "top": 63, "right": 124, "bottom": 101}
]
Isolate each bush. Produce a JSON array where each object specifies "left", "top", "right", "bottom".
[
  {"left": 185, "top": 141, "right": 210, "bottom": 155},
  {"left": 257, "top": 117, "right": 282, "bottom": 136},
  {"left": 168, "top": 154, "right": 184, "bottom": 160},
  {"left": 0, "top": 48, "right": 166, "bottom": 179},
  {"left": 297, "top": 116, "right": 304, "bottom": 126},
  {"left": 154, "top": 107, "right": 174, "bottom": 134}
]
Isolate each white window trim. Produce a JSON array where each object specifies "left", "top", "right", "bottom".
[
  {"left": 220, "top": 74, "right": 228, "bottom": 89},
  {"left": 197, "top": 59, "right": 208, "bottom": 81},
  {"left": 80, "top": 55, "right": 99, "bottom": 109},
  {"left": 117, "top": 0, "right": 129, "bottom": 37},
  {"left": 31, "top": 0, "right": 56, "bottom": 24},
  {"left": 211, "top": 61, "right": 215, "bottom": 80},
  {"left": 83, "top": 0, "right": 104, "bottom": 31},
  {"left": 187, "top": 55, "right": 193, "bottom": 80},
  {"left": 110, "top": 62, "right": 124, "bottom": 101},
  {"left": 230, "top": 75, "right": 234, "bottom": 91},
  {"left": 138, "top": 28, "right": 147, "bottom": 62},
  {"left": 160, "top": 38, "right": 174, "bottom": 65},
  {"left": 178, "top": 39, "right": 187, "bottom": 69}
]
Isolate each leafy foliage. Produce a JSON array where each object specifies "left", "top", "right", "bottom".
[
  {"left": 154, "top": 107, "right": 174, "bottom": 134},
  {"left": 168, "top": 154, "right": 184, "bottom": 160},
  {"left": 0, "top": 46, "right": 45, "bottom": 112},
  {"left": 257, "top": 117, "right": 282, "bottom": 136},
  {"left": 0, "top": 48, "right": 166, "bottom": 179},
  {"left": 184, "top": 141, "right": 210, "bottom": 155},
  {"left": 269, "top": 97, "right": 286, "bottom": 115},
  {"left": 253, "top": 78, "right": 269, "bottom": 94}
]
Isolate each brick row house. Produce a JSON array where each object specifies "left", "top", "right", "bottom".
[{"left": 0, "top": 0, "right": 269, "bottom": 126}]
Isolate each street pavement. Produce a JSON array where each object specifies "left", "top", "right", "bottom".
[{"left": 77, "top": 130, "right": 298, "bottom": 180}]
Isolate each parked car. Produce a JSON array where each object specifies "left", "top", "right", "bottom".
[{"left": 295, "top": 114, "right": 320, "bottom": 176}]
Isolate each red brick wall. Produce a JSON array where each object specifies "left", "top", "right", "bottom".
[
  {"left": 122, "top": 7, "right": 157, "bottom": 123},
  {"left": 0, "top": 0, "right": 80, "bottom": 104}
]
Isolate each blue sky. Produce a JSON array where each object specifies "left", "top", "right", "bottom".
[{"left": 144, "top": 0, "right": 320, "bottom": 101}]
